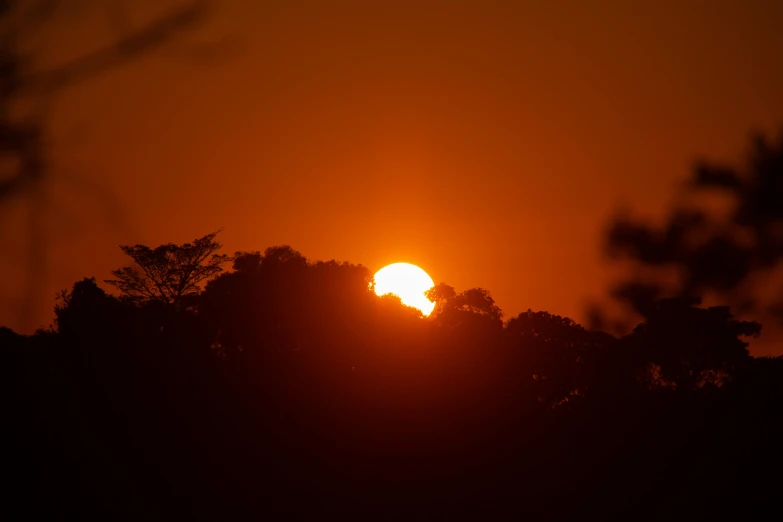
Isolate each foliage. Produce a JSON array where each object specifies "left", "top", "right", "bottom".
[
  {"left": 624, "top": 297, "right": 760, "bottom": 390},
  {"left": 4, "top": 239, "right": 783, "bottom": 520},
  {"left": 425, "top": 282, "right": 456, "bottom": 314},
  {"left": 55, "top": 277, "right": 119, "bottom": 335},
  {"left": 105, "top": 231, "right": 230, "bottom": 308},
  {"left": 602, "top": 129, "right": 783, "bottom": 328}
]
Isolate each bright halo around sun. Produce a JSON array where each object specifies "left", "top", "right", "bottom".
[{"left": 374, "top": 263, "right": 436, "bottom": 316}]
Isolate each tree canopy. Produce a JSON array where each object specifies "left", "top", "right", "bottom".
[
  {"left": 601, "top": 131, "right": 783, "bottom": 331},
  {"left": 105, "top": 231, "right": 230, "bottom": 308},
  {"left": 4, "top": 226, "right": 783, "bottom": 520}
]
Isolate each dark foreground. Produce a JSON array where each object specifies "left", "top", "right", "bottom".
[{"left": 4, "top": 253, "right": 783, "bottom": 520}]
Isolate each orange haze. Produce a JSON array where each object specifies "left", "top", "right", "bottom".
[{"left": 3, "top": 1, "right": 783, "bottom": 354}]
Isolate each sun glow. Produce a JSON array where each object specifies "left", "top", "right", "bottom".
[{"left": 374, "top": 263, "right": 436, "bottom": 316}]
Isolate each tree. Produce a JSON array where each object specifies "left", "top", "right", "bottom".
[
  {"left": 624, "top": 297, "right": 760, "bottom": 390},
  {"left": 200, "top": 247, "right": 379, "bottom": 361},
  {"left": 55, "top": 277, "right": 118, "bottom": 335},
  {"left": 426, "top": 284, "right": 502, "bottom": 323},
  {"left": 455, "top": 288, "right": 503, "bottom": 322},
  {"left": 435, "top": 286, "right": 502, "bottom": 326},
  {"left": 261, "top": 245, "right": 308, "bottom": 270},
  {"left": 599, "top": 129, "right": 783, "bottom": 330},
  {"left": 425, "top": 283, "right": 456, "bottom": 316},
  {"left": 505, "top": 310, "right": 619, "bottom": 407},
  {"left": 105, "top": 231, "right": 230, "bottom": 308}
]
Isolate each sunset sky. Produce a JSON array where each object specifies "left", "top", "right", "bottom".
[{"left": 3, "top": 0, "right": 783, "bottom": 352}]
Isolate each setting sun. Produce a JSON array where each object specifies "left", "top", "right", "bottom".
[{"left": 374, "top": 263, "right": 436, "bottom": 316}]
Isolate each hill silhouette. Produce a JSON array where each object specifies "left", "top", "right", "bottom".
[{"left": 3, "top": 235, "right": 782, "bottom": 521}]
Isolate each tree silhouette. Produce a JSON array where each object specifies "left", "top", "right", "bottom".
[
  {"left": 505, "top": 310, "right": 619, "bottom": 407},
  {"left": 200, "top": 246, "right": 379, "bottom": 362},
  {"left": 455, "top": 287, "right": 503, "bottom": 321},
  {"left": 54, "top": 277, "right": 120, "bottom": 336},
  {"left": 431, "top": 286, "right": 503, "bottom": 334},
  {"left": 624, "top": 297, "right": 760, "bottom": 390},
  {"left": 105, "top": 231, "right": 230, "bottom": 308},
  {"left": 4, "top": 238, "right": 783, "bottom": 520},
  {"left": 602, "top": 129, "right": 783, "bottom": 328},
  {"left": 425, "top": 282, "right": 456, "bottom": 316}
]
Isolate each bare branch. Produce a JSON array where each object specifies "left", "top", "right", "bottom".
[
  {"left": 21, "top": 1, "right": 208, "bottom": 95},
  {"left": 105, "top": 231, "right": 231, "bottom": 308}
]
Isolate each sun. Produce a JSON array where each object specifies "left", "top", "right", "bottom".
[{"left": 374, "top": 263, "right": 436, "bottom": 316}]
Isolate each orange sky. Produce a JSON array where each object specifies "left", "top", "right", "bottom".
[{"left": 3, "top": 0, "right": 783, "bottom": 353}]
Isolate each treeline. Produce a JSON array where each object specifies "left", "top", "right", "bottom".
[{"left": 3, "top": 236, "right": 782, "bottom": 521}]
